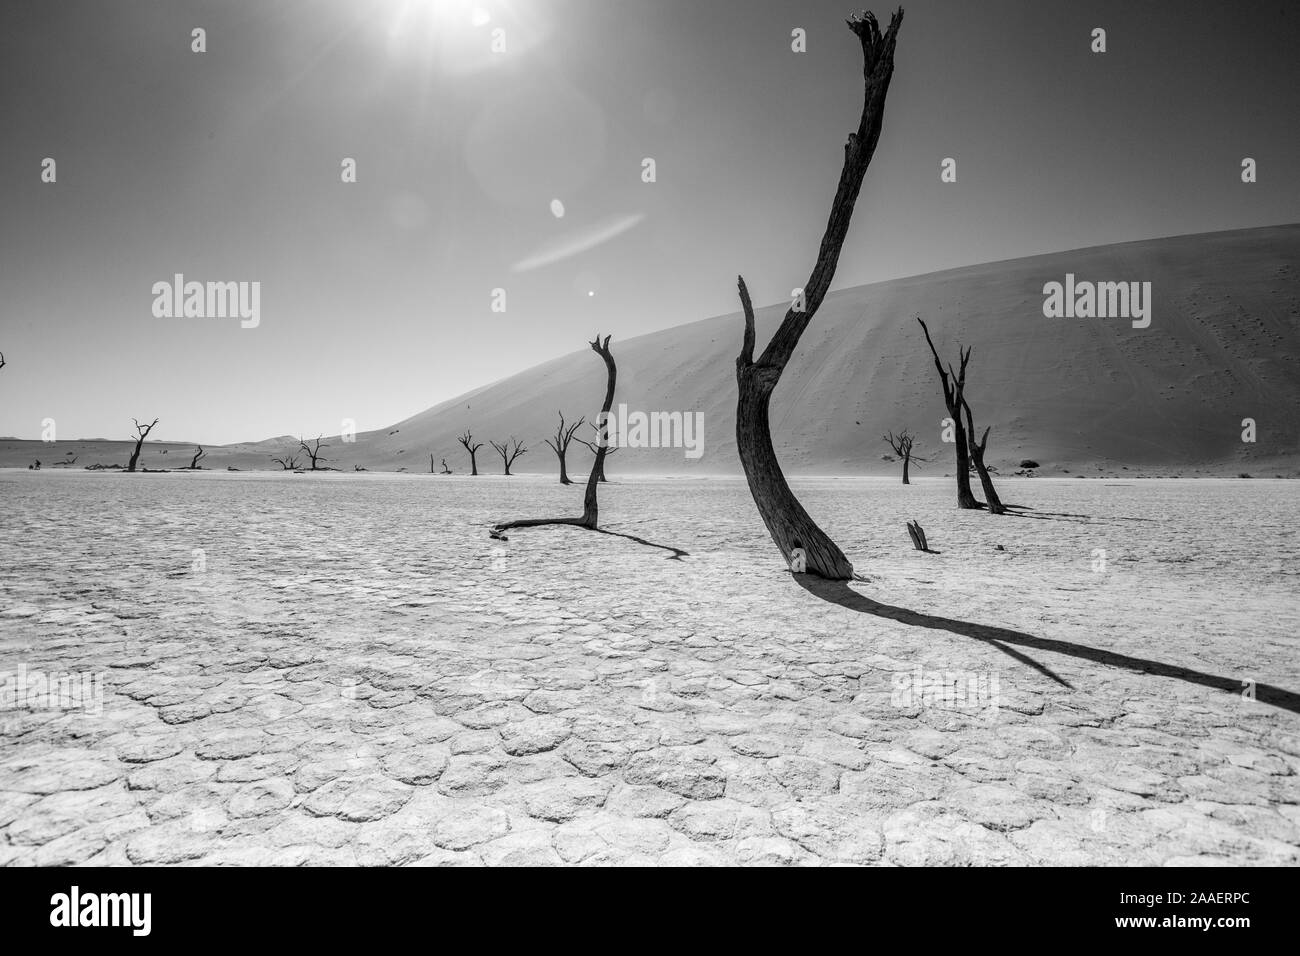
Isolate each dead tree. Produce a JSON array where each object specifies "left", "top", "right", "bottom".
[
  {"left": 882, "top": 429, "right": 926, "bottom": 484},
  {"left": 299, "top": 435, "right": 329, "bottom": 471},
  {"left": 271, "top": 450, "right": 300, "bottom": 470},
  {"left": 492, "top": 335, "right": 617, "bottom": 537},
  {"left": 577, "top": 421, "right": 618, "bottom": 482},
  {"left": 458, "top": 430, "right": 483, "bottom": 475},
  {"left": 0, "top": 351, "right": 6, "bottom": 371},
  {"left": 543, "top": 411, "right": 586, "bottom": 485},
  {"left": 961, "top": 395, "right": 1006, "bottom": 514},
  {"left": 918, "top": 318, "right": 981, "bottom": 509},
  {"left": 490, "top": 438, "right": 528, "bottom": 476},
  {"left": 127, "top": 418, "right": 158, "bottom": 472},
  {"left": 440, "top": 458, "right": 452, "bottom": 474},
  {"left": 188, "top": 445, "right": 205, "bottom": 469},
  {"left": 734, "top": 9, "right": 904, "bottom": 580},
  {"left": 906, "top": 520, "right": 930, "bottom": 551}
]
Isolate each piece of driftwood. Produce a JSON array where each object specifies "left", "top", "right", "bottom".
[{"left": 906, "top": 520, "right": 930, "bottom": 552}]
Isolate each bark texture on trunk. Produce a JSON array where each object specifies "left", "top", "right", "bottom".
[
  {"left": 918, "top": 318, "right": 981, "bottom": 509},
  {"left": 963, "top": 398, "right": 1006, "bottom": 514},
  {"left": 733, "top": 9, "right": 903, "bottom": 581},
  {"left": 902, "top": 452, "right": 910, "bottom": 484}
]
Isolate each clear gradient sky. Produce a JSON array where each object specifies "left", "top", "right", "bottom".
[{"left": 2, "top": 0, "right": 1297, "bottom": 443}]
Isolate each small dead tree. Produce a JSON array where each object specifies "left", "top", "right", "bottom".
[
  {"left": 0, "top": 351, "right": 6, "bottom": 371},
  {"left": 906, "top": 520, "right": 930, "bottom": 551},
  {"left": 490, "top": 438, "right": 528, "bottom": 476},
  {"left": 961, "top": 395, "right": 1006, "bottom": 514},
  {"left": 127, "top": 418, "right": 158, "bottom": 472},
  {"left": 299, "top": 435, "right": 329, "bottom": 471},
  {"left": 543, "top": 411, "right": 586, "bottom": 485},
  {"left": 492, "top": 335, "right": 617, "bottom": 537},
  {"left": 271, "top": 450, "right": 300, "bottom": 470},
  {"left": 440, "top": 458, "right": 452, "bottom": 474},
  {"left": 458, "top": 430, "right": 484, "bottom": 475},
  {"left": 577, "top": 421, "right": 619, "bottom": 482},
  {"left": 882, "top": 429, "right": 926, "bottom": 484},
  {"left": 918, "top": 318, "right": 981, "bottom": 509},
  {"left": 188, "top": 445, "right": 205, "bottom": 469},
  {"left": 733, "top": 9, "right": 904, "bottom": 580}
]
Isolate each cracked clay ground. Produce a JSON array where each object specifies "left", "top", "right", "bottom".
[{"left": 1, "top": 471, "right": 1298, "bottom": 865}]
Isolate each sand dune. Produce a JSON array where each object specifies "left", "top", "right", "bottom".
[{"left": 4, "top": 225, "right": 1297, "bottom": 476}]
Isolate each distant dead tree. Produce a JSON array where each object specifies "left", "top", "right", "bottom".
[
  {"left": 440, "top": 458, "right": 452, "bottom": 474},
  {"left": 0, "top": 351, "right": 6, "bottom": 371},
  {"left": 733, "top": 9, "right": 904, "bottom": 580},
  {"left": 882, "top": 429, "right": 926, "bottom": 484},
  {"left": 271, "top": 449, "right": 300, "bottom": 470},
  {"left": 492, "top": 336, "right": 618, "bottom": 537},
  {"left": 127, "top": 418, "right": 158, "bottom": 472},
  {"left": 187, "top": 445, "right": 205, "bottom": 469},
  {"left": 490, "top": 437, "right": 528, "bottom": 476},
  {"left": 429, "top": 453, "right": 436, "bottom": 474},
  {"left": 299, "top": 435, "right": 329, "bottom": 471},
  {"left": 918, "top": 318, "right": 981, "bottom": 509},
  {"left": 458, "top": 430, "right": 484, "bottom": 475},
  {"left": 543, "top": 411, "right": 586, "bottom": 485},
  {"left": 961, "top": 395, "right": 1006, "bottom": 514},
  {"left": 577, "top": 421, "right": 619, "bottom": 482}
]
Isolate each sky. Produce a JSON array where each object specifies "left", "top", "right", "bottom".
[{"left": 1, "top": 0, "right": 1297, "bottom": 444}]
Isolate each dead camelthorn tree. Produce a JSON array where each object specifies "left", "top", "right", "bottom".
[
  {"left": 491, "top": 335, "right": 617, "bottom": 537},
  {"left": 577, "top": 421, "right": 619, "bottom": 482},
  {"left": 299, "top": 435, "right": 329, "bottom": 471},
  {"left": 188, "top": 445, "right": 205, "bottom": 469},
  {"left": 458, "top": 430, "right": 484, "bottom": 475},
  {"left": 961, "top": 395, "right": 1006, "bottom": 514},
  {"left": 882, "top": 429, "right": 926, "bottom": 484},
  {"left": 543, "top": 411, "right": 586, "bottom": 485},
  {"left": 918, "top": 318, "right": 981, "bottom": 509},
  {"left": 734, "top": 8, "right": 904, "bottom": 580},
  {"left": 271, "top": 447, "right": 300, "bottom": 470},
  {"left": 440, "top": 458, "right": 453, "bottom": 474},
  {"left": 127, "top": 418, "right": 159, "bottom": 472},
  {"left": 490, "top": 437, "right": 528, "bottom": 476}
]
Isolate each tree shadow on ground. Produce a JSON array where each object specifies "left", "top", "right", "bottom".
[
  {"left": 489, "top": 523, "right": 688, "bottom": 560},
  {"left": 1002, "top": 503, "right": 1158, "bottom": 524},
  {"left": 795, "top": 576, "right": 1300, "bottom": 715}
]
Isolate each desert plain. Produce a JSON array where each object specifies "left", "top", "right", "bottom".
[{"left": 1, "top": 469, "right": 1297, "bottom": 865}]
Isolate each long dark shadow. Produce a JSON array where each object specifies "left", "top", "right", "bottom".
[
  {"left": 489, "top": 522, "right": 689, "bottom": 560},
  {"left": 594, "top": 527, "right": 689, "bottom": 560},
  {"left": 796, "top": 576, "right": 1300, "bottom": 715}
]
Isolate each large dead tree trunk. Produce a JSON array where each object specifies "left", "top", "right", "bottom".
[
  {"left": 962, "top": 396, "right": 1006, "bottom": 514},
  {"left": 492, "top": 335, "right": 616, "bottom": 537},
  {"left": 127, "top": 418, "right": 158, "bottom": 472},
  {"left": 734, "top": 9, "right": 903, "bottom": 580},
  {"left": 918, "top": 318, "right": 981, "bottom": 509},
  {"left": 188, "top": 445, "right": 205, "bottom": 469}
]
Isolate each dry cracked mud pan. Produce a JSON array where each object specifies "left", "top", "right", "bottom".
[{"left": 2, "top": 474, "right": 1297, "bottom": 866}]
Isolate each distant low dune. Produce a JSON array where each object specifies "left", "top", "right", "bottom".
[{"left": 3, "top": 225, "right": 1297, "bottom": 476}]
